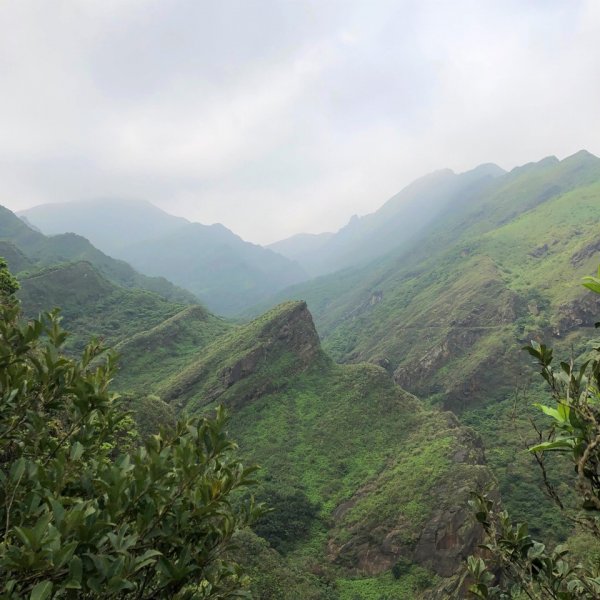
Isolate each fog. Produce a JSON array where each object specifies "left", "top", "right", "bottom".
[{"left": 1, "top": 0, "right": 599, "bottom": 243}]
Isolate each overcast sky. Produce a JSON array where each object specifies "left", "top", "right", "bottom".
[{"left": 1, "top": 1, "right": 599, "bottom": 244}]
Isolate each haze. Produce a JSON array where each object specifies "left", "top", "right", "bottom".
[{"left": 1, "top": 0, "right": 599, "bottom": 244}]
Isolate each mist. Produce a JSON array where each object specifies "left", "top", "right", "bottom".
[{"left": 1, "top": 0, "right": 599, "bottom": 243}]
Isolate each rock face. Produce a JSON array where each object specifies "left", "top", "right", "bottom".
[
  {"left": 392, "top": 277, "right": 518, "bottom": 411},
  {"left": 571, "top": 239, "right": 600, "bottom": 266},
  {"left": 159, "top": 301, "right": 323, "bottom": 408},
  {"left": 412, "top": 426, "right": 495, "bottom": 577},
  {"left": 160, "top": 300, "right": 499, "bottom": 587},
  {"left": 553, "top": 294, "right": 600, "bottom": 336},
  {"left": 327, "top": 413, "right": 496, "bottom": 579}
]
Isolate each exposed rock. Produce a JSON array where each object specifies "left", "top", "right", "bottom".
[
  {"left": 161, "top": 301, "right": 322, "bottom": 407},
  {"left": 370, "top": 290, "right": 383, "bottom": 305},
  {"left": 553, "top": 294, "right": 600, "bottom": 336},
  {"left": 270, "top": 301, "right": 321, "bottom": 362},
  {"left": 529, "top": 243, "right": 548, "bottom": 258},
  {"left": 327, "top": 416, "right": 497, "bottom": 579},
  {"left": 370, "top": 356, "right": 392, "bottom": 373},
  {"left": 220, "top": 346, "right": 266, "bottom": 387},
  {"left": 571, "top": 239, "right": 600, "bottom": 266}
]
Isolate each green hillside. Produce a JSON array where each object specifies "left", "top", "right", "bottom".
[
  {"left": 0, "top": 240, "right": 34, "bottom": 273},
  {"left": 255, "top": 150, "right": 600, "bottom": 538},
  {"left": 0, "top": 203, "right": 195, "bottom": 303},
  {"left": 21, "top": 199, "right": 309, "bottom": 316},
  {"left": 113, "top": 304, "right": 232, "bottom": 392},
  {"left": 144, "top": 301, "right": 497, "bottom": 598},
  {"left": 8, "top": 151, "right": 600, "bottom": 598},
  {"left": 18, "top": 261, "right": 187, "bottom": 352},
  {"left": 268, "top": 164, "right": 504, "bottom": 277}
]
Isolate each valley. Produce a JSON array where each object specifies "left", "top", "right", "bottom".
[{"left": 3, "top": 150, "right": 600, "bottom": 598}]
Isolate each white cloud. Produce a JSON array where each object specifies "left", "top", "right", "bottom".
[{"left": 0, "top": 0, "right": 598, "bottom": 243}]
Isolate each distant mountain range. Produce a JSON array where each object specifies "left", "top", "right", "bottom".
[
  {"left": 5, "top": 149, "right": 600, "bottom": 597},
  {"left": 268, "top": 163, "right": 505, "bottom": 276},
  {"left": 21, "top": 199, "right": 309, "bottom": 316},
  {"left": 20, "top": 162, "right": 508, "bottom": 313},
  {"left": 0, "top": 204, "right": 194, "bottom": 304}
]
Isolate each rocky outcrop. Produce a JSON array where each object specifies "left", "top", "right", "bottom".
[
  {"left": 571, "top": 239, "right": 600, "bottom": 266},
  {"left": 553, "top": 294, "right": 600, "bottom": 336},
  {"left": 160, "top": 301, "right": 323, "bottom": 408},
  {"left": 327, "top": 413, "right": 497, "bottom": 579}
]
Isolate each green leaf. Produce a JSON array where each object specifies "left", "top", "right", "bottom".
[
  {"left": 529, "top": 438, "right": 575, "bottom": 452},
  {"left": 582, "top": 276, "right": 600, "bottom": 295},
  {"left": 69, "top": 441, "right": 85, "bottom": 461},
  {"left": 30, "top": 581, "right": 53, "bottom": 600},
  {"left": 533, "top": 403, "right": 560, "bottom": 421}
]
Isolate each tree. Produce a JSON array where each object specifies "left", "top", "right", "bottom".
[
  {"left": 0, "top": 260, "right": 261, "bottom": 599},
  {"left": 463, "top": 266, "right": 600, "bottom": 599},
  {"left": 0, "top": 257, "right": 19, "bottom": 299}
]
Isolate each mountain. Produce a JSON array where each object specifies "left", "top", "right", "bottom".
[
  {"left": 113, "top": 304, "right": 232, "bottom": 392},
  {"left": 253, "top": 150, "right": 600, "bottom": 538},
  {"left": 0, "top": 240, "right": 34, "bottom": 273},
  {"left": 20, "top": 198, "right": 188, "bottom": 256},
  {"left": 10, "top": 150, "right": 600, "bottom": 597},
  {"left": 118, "top": 300, "right": 496, "bottom": 597},
  {"left": 0, "top": 204, "right": 195, "bottom": 303},
  {"left": 21, "top": 199, "right": 310, "bottom": 316},
  {"left": 268, "top": 163, "right": 505, "bottom": 277},
  {"left": 18, "top": 261, "right": 188, "bottom": 352},
  {"left": 28, "top": 255, "right": 496, "bottom": 596},
  {"left": 119, "top": 222, "right": 309, "bottom": 316}
]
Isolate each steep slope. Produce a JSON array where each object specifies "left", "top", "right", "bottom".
[
  {"left": 254, "top": 150, "right": 600, "bottom": 538},
  {"left": 22, "top": 199, "right": 309, "bottom": 316},
  {"left": 0, "top": 240, "right": 34, "bottom": 273},
  {"left": 151, "top": 301, "right": 496, "bottom": 598},
  {"left": 18, "top": 261, "right": 187, "bottom": 351},
  {"left": 113, "top": 304, "right": 232, "bottom": 392},
  {"left": 0, "top": 203, "right": 195, "bottom": 303},
  {"left": 269, "top": 164, "right": 504, "bottom": 277}
]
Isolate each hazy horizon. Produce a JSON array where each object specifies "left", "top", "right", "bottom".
[
  {"left": 2, "top": 1, "right": 599, "bottom": 244},
  {"left": 17, "top": 148, "right": 593, "bottom": 246}
]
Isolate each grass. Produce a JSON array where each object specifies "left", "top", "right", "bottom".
[
  {"left": 18, "top": 261, "right": 187, "bottom": 352},
  {"left": 337, "top": 567, "right": 437, "bottom": 600}
]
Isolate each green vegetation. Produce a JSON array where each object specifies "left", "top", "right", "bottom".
[
  {"left": 0, "top": 203, "right": 195, "bottom": 304},
  {"left": 257, "top": 151, "right": 600, "bottom": 539},
  {"left": 6, "top": 151, "right": 600, "bottom": 598},
  {"left": 22, "top": 199, "right": 309, "bottom": 316},
  {"left": 0, "top": 273, "right": 260, "bottom": 599},
  {"left": 232, "top": 530, "right": 338, "bottom": 600},
  {"left": 463, "top": 271, "right": 600, "bottom": 598},
  {"left": 113, "top": 305, "right": 232, "bottom": 392},
  {"left": 337, "top": 567, "right": 436, "bottom": 600},
  {"left": 18, "top": 262, "right": 186, "bottom": 353},
  {"left": 134, "top": 301, "right": 497, "bottom": 598}
]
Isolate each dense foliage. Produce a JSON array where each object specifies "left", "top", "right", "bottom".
[
  {"left": 0, "top": 274, "right": 260, "bottom": 599},
  {"left": 464, "top": 268, "right": 600, "bottom": 599}
]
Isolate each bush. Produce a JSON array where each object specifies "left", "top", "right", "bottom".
[
  {"left": 0, "top": 263, "right": 261, "bottom": 599},
  {"left": 464, "top": 266, "right": 600, "bottom": 599}
]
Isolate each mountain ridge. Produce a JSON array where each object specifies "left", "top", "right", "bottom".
[{"left": 21, "top": 199, "right": 309, "bottom": 316}]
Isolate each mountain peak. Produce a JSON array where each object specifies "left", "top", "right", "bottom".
[
  {"left": 562, "top": 149, "right": 600, "bottom": 165},
  {"left": 159, "top": 300, "right": 323, "bottom": 409},
  {"left": 467, "top": 163, "right": 505, "bottom": 178}
]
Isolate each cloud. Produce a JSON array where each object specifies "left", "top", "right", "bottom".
[{"left": 0, "top": 0, "right": 599, "bottom": 243}]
